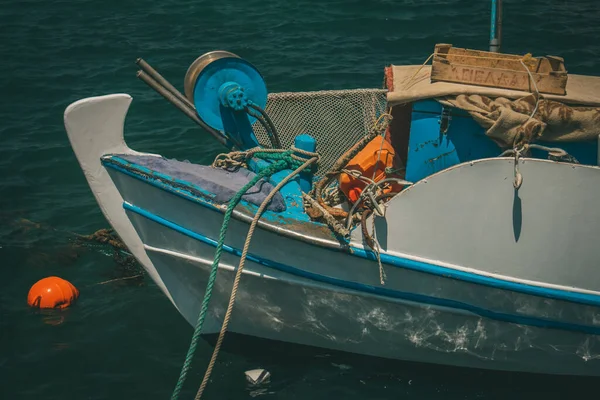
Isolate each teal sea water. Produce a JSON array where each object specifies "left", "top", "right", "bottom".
[{"left": 1, "top": 0, "right": 600, "bottom": 398}]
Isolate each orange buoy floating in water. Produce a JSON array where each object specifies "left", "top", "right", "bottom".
[{"left": 27, "top": 276, "right": 79, "bottom": 309}]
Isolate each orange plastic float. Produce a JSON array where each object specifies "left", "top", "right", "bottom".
[
  {"left": 339, "top": 135, "right": 404, "bottom": 203},
  {"left": 27, "top": 276, "right": 79, "bottom": 309}
]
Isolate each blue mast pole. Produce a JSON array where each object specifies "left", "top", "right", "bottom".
[{"left": 490, "top": 0, "right": 502, "bottom": 52}]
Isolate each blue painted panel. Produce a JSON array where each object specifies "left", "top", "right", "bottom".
[
  {"left": 442, "top": 111, "right": 501, "bottom": 162},
  {"left": 405, "top": 115, "right": 459, "bottom": 182},
  {"left": 405, "top": 100, "right": 597, "bottom": 183},
  {"left": 406, "top": 100, "right": 498, "bottom": 183},
  {"left": 124, "top": 202, "right": 600, "bottom": 335}
]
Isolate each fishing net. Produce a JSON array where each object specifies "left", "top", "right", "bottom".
[{"left": 252, "top": 89, "right": 389, "bottom": 176}]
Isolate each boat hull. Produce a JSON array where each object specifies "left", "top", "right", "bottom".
[
  {"left": 64, "top": 94, "right": 600, "bottom": 376},
  {"left": 127, "top": 210, "right": 600, "bottom": 376}
]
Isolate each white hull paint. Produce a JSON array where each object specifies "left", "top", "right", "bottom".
[
  {"left": 376, "top": 156, "right": 600, "bottom": 292},
  {"left": 65, "top": 94, "right": 600, "bottom": 376},
  {"left": 139, "top": 229, "right": 600, "bottom": 376}
]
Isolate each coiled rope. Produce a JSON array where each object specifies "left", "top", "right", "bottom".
[{"left": 310, "top": 112, "right": 393, "bottom": 226}]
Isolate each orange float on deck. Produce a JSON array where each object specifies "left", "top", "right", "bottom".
[
  {"left": 27, "top": 277, "right": 79, "bottom": 309},
  {"left": 339, "top": 135, "right": 404, "bottom": 203}
]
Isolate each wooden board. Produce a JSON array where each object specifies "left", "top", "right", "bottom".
[{"left": 431, "top": 44, "right": 568, "bottom": 95}]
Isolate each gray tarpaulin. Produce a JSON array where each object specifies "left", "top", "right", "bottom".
[{"left": 117, "top": 155, "right": 286, "bottom": 212}]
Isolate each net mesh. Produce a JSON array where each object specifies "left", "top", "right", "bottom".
[{"left": 252, "top": 89, "right": 389, "bottom": 176}]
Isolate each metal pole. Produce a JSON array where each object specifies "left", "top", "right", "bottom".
[
  {"left": 489, "top": 0, "right": 502, "bottom": 52},
  {"left": 136, "top": 58, "right": 195, "bottom": 110},
  {"left": 136, "top": 70, "right": 240, "bottom": 149},
  {"left": 497, "top": 0, "right": 503, "bottom": 52}
]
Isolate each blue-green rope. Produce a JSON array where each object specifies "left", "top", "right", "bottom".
[{"left": 170, "top": 151, "right": 302, "bottom": 400}]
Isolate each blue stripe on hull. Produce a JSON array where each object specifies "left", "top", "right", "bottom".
[
  {"left": 103, "top": 159, "right": 600, "bottom": 309},
  {"left": 124, "top": 202, "right": 600, "bottom": 336}
]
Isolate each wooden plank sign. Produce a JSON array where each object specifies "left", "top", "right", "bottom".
[{"left": 431, "top": 44, "right": 568, "bottom": 95}]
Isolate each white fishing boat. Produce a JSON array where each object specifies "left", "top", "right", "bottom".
[{"left": 64, "top": 9, "right": 600, "bottom": 380}]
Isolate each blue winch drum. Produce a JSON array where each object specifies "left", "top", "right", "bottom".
[{"left": 183, "top": 51, "right": 268, "bottom": 132}]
